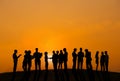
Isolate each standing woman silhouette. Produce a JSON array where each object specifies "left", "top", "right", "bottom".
[
  {"left": 95, "top": 51, "right": 99, "bottom": 71},
  {"left": 44, "top": 52, "right": 49, "bottom": 71}
]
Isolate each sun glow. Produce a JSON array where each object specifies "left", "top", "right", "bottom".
[{"left": 48, "top": 54, "right": 52, "bottom": 62}]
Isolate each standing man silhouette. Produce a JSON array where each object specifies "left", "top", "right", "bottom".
[
  {"left": 63, "top": 48, "right": 68, "bottom": 70},
  {"left": 95, "top": 51, "right": 99, "bottom": 71},
  {"left": 56, "top": 50, "right": 59, "bottom": 69},
  {"left": 100, "top": 52, "right": 105, "bottom": 71},
  {"left": 58, "top": 50, "right": 64, "bottom": 69},
  {"left": 13, "top": 49, "right": 21, "bottom": 73},
  {"left": 12, "top": 49, "right": 21, "bottom": 81},
  {"left": 78, "top": 48, "right": 84, "bottom": 70},
  {"left": 44, "top": 52, "right": 49, "bottom": 71},
  {"left": 22, "top": 50, "right": 28, "bottom": 72},
  {"left": 33, "top": 48, "right": 42, "bottom": 71},
  {"left": 72, "top": 48, "right": 77, "bottom": 70},
  {"left": 105, "top": 51, "right": 109, "bottom": 72}
]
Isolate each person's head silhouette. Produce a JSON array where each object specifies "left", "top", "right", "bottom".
[
  {"left": 60, "top": 50, "right": 63, "bottom": 53},
  {"left": 101, "top": 52, "right": 104, "bottom": 55},
  {"left": 80, "top": 48, "right": 82, "bottom": 51},
  {"left": 53, "top": 50, "right": 55, "bottom": 54},
  {"left": 35, "top": 48, "right": 38, "bottom": 52},
  {"left": 73, "top": 48, "right": 77, "bottom": 52},
  {"left": 14, "top": 49, "right": 17, "bottom": 53},
  {"left": 44, "top": 52, "right": 48, "bottom": 55},
  {"left": 28, "top": 50, "right": 31, "bottom": 54},
  {"left": 63, "top": 48, "right": 66, "bottom": 52},
  {"left": 105, "top": 51, "right": 108, "bottom": 55},
  {"left": 56, "top": 51, "right": 59, "bottom": 55},
  {"left": 25, "top": 50, "right": 27, "bottom": 53},
  {"left": 96, "top": 51, "right": 99, "bottom": 55},
  {"left": 85, "top": 49, "right": 88, "bottom": 52}
]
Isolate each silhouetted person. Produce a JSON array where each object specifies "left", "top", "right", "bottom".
[
  {"left": 62, "top": 48, "right": 70, "bottom": 81},
  {"left": 13, "top": 50, "right": 21, "bottom": 72},
  {"left": 85, "top": 49, "right": 92, "bottom": 70},
  {"left": 100, "top": 52, "right": 105, "bottom": 71},
  {"left": 63, "top": 48, "right": 68, "bottom": 70},
  {"left": 95, "top": 51, "right": 99, "bottom": 71},
  {"left": 33, "top": 48, "right": 42, "bottom": 71},
  {"left": 72, "top": 48, "right": 77, "bottom": 70},
  {"left": 27, "top": 50, "right": 32, "bottom": 72},
  {"left": 56, "top": 50, "right": 59, "bottom": 68},
  {"left": 44, "top": 52, "right": 49, "bottom": 71},
  {"left": 58, "top": 50, "right": 64, "bottom": 69},
  {"left": 105, "top": 51, "right": 109, "bottom": 72},
  {"left": 12, "top": 49, "right": 21, "bottom": 81},
  {"left": 71, "top": 48, "right": 79, "bottom": 81},
  {"left": 77, "top": 48, "right": 84, "bottom": 70},
  {"left": 22, "top": 50, "right": 28, "bottom": 72}
]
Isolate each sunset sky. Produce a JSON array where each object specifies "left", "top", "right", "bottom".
[{"left": 0, "top": 0, "right": 120, "bottom": 73}]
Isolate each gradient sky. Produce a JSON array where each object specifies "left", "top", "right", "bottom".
[{"left": 0, "top": 0, "right": 120, "bottom": 73}]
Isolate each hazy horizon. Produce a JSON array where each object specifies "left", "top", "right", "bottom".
[{"left": 0, "top": 0, "right": 120, "bottom": 73}]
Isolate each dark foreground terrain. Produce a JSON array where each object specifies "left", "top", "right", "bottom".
[{"left": 0, "top": 69, "right": 120, "bottom": 81}]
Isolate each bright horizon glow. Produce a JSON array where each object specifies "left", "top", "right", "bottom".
[
  {"left": 0, "top": 0, "right": 120, "bottom": 73},
  {"left": 48, "top": 54, "right": 52, "bottom": 62}
]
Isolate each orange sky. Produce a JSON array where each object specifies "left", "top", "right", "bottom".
[{"left": 0, "top": 0, "right": 120, "bottom": 73}]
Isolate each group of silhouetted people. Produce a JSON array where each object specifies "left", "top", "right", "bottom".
[
  {"left": 12, "top": 48, "right": 109, "bottom": 72},
  {"left": 72, "top": 48, "right": 84, "bottom": 70},
  {"left": 22, "top": 48, "right": 43, "bottom": 73},
  {"left": 12, "top": 47, "right": 109, "bottom": 81},
  {"left": 12, "top": 48, "right": 43, "bottom": 81},
  {"left": 100, "top": 51, "right": 109, "bottom": 72},
  {"left": 71, "top": 48, "right": 109, "bottom": 72},
  {"left": 95, "top": 51, "right": 109, "bottom": 72},
  {"left": 49, "top": 48, "right": 68, "bottom": 71}
]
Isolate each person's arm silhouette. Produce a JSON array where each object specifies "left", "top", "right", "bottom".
[{"left": 17, "top": 54, "right": 22, "bottom": 58}]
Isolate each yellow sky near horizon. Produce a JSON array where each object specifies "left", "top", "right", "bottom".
[{"left": 0, "top": 0, "right": 120, "bottom": 73}]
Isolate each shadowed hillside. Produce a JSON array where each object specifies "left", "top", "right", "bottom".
[{"left": 0, "top": 69, "right": 120, "bottom": 81}]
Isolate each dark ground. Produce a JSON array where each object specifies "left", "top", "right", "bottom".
[{"left": 0, "top": 69, "right": 120, "bottom": 81}]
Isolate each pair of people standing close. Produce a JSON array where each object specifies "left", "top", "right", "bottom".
[
  {"left": 72, "top": 48, "right": 84, "bottom": 70},
  {"left": 22, "top": 50, "right": 32, "bottom": 72},
  {"left": 100, "top": 51, "right": 109, "bottom": 72},
  {"left": 72, "top": 48, "right": 109, "bottom": 72},
  {"left": 22, "top": 48, "right": 42, "bottom": 72}
]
